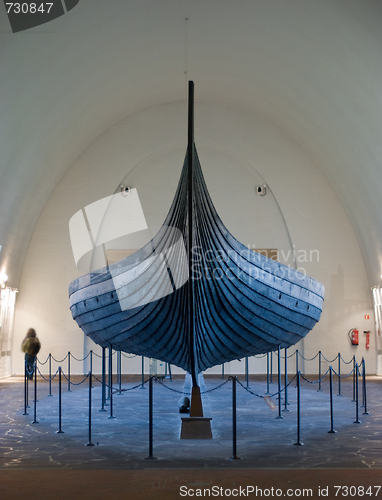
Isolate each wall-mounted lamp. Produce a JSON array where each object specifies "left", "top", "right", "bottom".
[
  {"left": 0, "top": 272, "right": 8, "bottom": 288},
  {"left": 120, "top": 184, "right": 131, "bottom": 197},
  {"left": 255, "top": 185, "right": 267, "bottom": 196}
]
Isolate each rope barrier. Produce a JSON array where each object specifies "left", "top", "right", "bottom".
[
  {"left": 70, "top": 352, "right": 91, "bottom": 362},
  {"left": 300, "top": 368, "right": 330, "bottom": 384},
  {"left": 154, "top": 376, "right": 231, "bottom": 395},
  {"left": 340, "top": 354, "right": 354, "bottom": 364},
  {"left": 22, "top": 351, "right": 369, "bottom": 460},
  {"left": 61, "top": 370, "right": 89, "bottom": 386},
  {"left": 109, "top": 378, "right": 150, "bottom": 394},
  {"left": 321, "top": 353, "right": 339, "bottom": 363},
  {"left": 236, "top": 373, "right": 298, "bottom": 398},
  {"left": 36, "top": 365, "right": 59, "bottom": 382},
  {"left": 298, "top": 351, "right": 319, "bottom": 361},
  {"left": 331, "top": 366, "right": 356, "bottom": 378},
  {"left": 37, "top": 355, "right": 50, "bottom": 366},
  {"left": 51, "top": 353, "right": 69, "bottom": 363},
  {"left": 274, "top": 350, "right": 295, "bottom": 359}
]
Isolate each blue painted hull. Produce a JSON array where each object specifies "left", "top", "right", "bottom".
[{"left": 69, "top": 147, "right": 324, "bottom": 373}]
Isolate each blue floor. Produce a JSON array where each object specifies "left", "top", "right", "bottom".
[{"left": 0, "top": 373, "right": 381, "bottom": 470}]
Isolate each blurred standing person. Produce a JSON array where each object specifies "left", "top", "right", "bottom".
[{"left": 21, "top": 328, "right": 41, "bottom": 380}]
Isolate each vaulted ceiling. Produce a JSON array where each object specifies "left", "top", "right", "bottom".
[{"left": 1, "top": 0, "right": 382, "bottom": 288}]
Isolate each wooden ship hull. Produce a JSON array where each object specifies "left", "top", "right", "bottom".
[{"left": 69, "top": 83, "right": 324, "bottom": 379}]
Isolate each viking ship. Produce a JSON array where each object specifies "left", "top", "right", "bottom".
[{"left": 69, "top": 82, "right": 324, "bottom": 393}]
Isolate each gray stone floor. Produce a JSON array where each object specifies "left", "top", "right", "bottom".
[{"left": 0, "top": 372, "right": 381, "bottom": 471}]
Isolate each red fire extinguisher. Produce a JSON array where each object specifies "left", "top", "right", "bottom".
[
  {"left": 364, "top": 331, "right": 370, "bottom": 349},
  {"left": 348, "top": 328, "right": 359, "bottom": 346}
]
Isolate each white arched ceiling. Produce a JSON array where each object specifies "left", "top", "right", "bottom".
[{"left": 1, "top": 0, "right": 382, "bottom": 288}]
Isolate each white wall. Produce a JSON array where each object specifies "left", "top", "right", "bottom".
[{"left": 12, "top": 102, "right": 375, "bottom": 376}]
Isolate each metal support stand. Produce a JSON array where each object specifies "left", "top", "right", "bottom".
[
  {"left": 270, "top": 351, "right": 273, "bottom": 384},
  {"left": 57, "top": 366, "right": 64, "bottom": 433},
  {"left": 23, "top": 363, "right": 28, "bottom": 415},
  {"left": 26, "top": 373, "right": 30, "bottom": 408},
  {"left": 283, "top": 348, "right": 289, "bottom": 412},
  {"left": 294, "top": 371, "right": 303, "bottom": 445},
  {"left": 352, "top": 355, "right": 356, "bottom": 402},
  {"left": 117, "top": 350, "right": 122, "bottom": 395},
  {"left": 140, "top": 356, "right": 145, "bottom": 389},
  {"left": 276, "top": 346, "right": 283, "bottom": 419},
  {"left": 145, "top": 377, "right": 157, "bottom": 459},
  {"left": 67, "top": 352, "right": 71, "bottom": 392},
  {"left": 48, "top": 353, "right": 53, "bottom": 397},
  {"left": 362, "top": 359, "right": 369, "bottom": 415},
  {"left": 230, "top": 376, "right": 241, "bottom": 460},
  {"left": 354, "top": 362, "right": 361, "bottom": 424},
  {"left": 100, "top": 347, "right": 107, "bottom": 411},
  {"left": 337, "top": 353, "right": 342, "bottom": 396},
  {"left": 107, "top": 346, "right": 112, "bottom": 400},
  {"left": 245, "top": 357, "right": 249, "bottom": 388},
  {"left": 32, "top": 362, "right": 38, "bottom": 424},
  {"left": 221, "top": 363, "right": 225, "bottom": 379},
  {"left": 167, "top": 363, "right": 172, "bottom": 381},
  {"left": 295, "top": 350, "right": 299, "bottom": 387},
  {"left": 318, "top": 351, "right": 322, "bottom": 391},
  {"left": 266, "top": 352, "right": 270, "bottom": 394},
  {"left": 108, "top": 347, "right": 115, "bottom": 419},
  {"left": 361, "top": 357, "right": 365, "bottom": 408},
  {"left": 328, "top": 367, "right": 336, "bottom": 434},
  {"left": 87, "top": 371, "right": 95, "bottom": 446}
]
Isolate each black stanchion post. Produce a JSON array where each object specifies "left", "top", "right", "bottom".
[
  {"left": 362, "top": 359, "right": 369, "bottom": 415},
  {"left": 276, "top": 346, "right": 283, "bottom": 420},
  {"left": 107, "top": 346, "right": 112, "bottom": 400},
  {"left": 270, "top": 351, "right": 273, "bottom": 384},
  {"left": 337, "top": 353, "right": 342, "bottom": 396},
  {"left": 283, "top": 348, "right": 289, "bottom": 412},
  {"left": 140, "top": 355, "right": 145, "bottom": 389},
  {"left": 57, "top": 366, "right": 64, "bottom": 434},
  {"left": 221, "top": 363, "right": 225, "bottom": 379},
  {"left": 32, "top": 361, "right": 38, "bottom": 424},
  {"left": 230, "top": 376, "right": 241, "bottom": 460},
  {"left": 23, "top": 362, "right": 28, "bottom": 415},
  {"left": 294, "top": 371, "right": 303, "bottom": 446},
  {"left": 361, "top": 357, "right": 365, "bottom": 408},
  {"left": 295, "top": 350, "right": 299, "bottom": 387},
  {"left": 145, "top": 377, "right": 157, "bottom": 460},
  {"left": 168, "top": 363, "right": 172, "bottom": 381},
  {"left": 108, "top": 348, "right": 115, "bottom": 420},
  {"left": 87, "top": 371, "right": 95, "bottom": 447},
  {"left": 90, "top": 350, "right": 93, "bottom": 378},
  {"left": 354, "top": 362, "right": 361, "bottom": 424},
  {"left": 100, "top": 347, "right": 107, "bottom": 411},
  {"left": 328, "top": 366, "right": 336, "bottom": 434},
  {"left": 352, "top": 355, "right": 356, "bottom": 402},
  {"left": 67, "top": 352, "right": 71, "bottom": 392},
  {"left": 318, "top": 350, "right": 322, "bottom": 392},
  {"left": 117, "top": 350, "right": 122, "bottom": 395},
  {"left": 26, "top": 372, "right": 30, "bottom": 408},
  {"left": 266, "top": 352, "right": 270, "bottom": 395},
  {"left": 245, "top": 357, "right": 249, "bottom": 388},
  {"left": 48, "top": 353, "right": 53, "bottom": 397}
]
